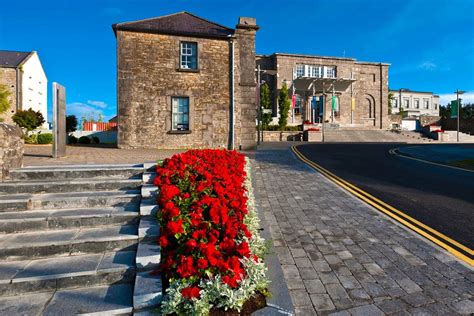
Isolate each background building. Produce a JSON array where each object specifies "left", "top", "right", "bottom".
[
  {"left": 257, "top": 53, "right": 390, "bottom": 129},
  {"left": 113, "top": 12, "right": 258, "bottom": 149},
  {"left": 390, "top": 89, "right": 440, "bottom": 117},
  {"left": 0, "top": 50, "right": 48, "bottom": 128}
]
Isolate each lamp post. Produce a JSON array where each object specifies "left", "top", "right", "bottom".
[{"left": 454, "top": 89, "right": 465, "bottom": 142}]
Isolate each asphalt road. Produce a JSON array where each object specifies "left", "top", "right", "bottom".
[{"left": 296, "top": 143, "right": 474, "bottom": 250}]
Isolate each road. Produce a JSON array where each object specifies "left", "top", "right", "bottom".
[{"left": 296, "top": 143, "right": 474, "bottom": 251}]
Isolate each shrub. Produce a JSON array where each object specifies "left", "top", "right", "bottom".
[
  {"left": 23, "top": 134, "right": 38, "bottom": 144},
  {"left": 92, "top": 136, "right": 100, "bottom": 144},
  {"left": 68, "top": 135, "right": 78, "bottom": 144},
  {"left": 278, "top": 82, "right": 291, "bottom": 130},
  {"left": 78, "top": 136, "right": 91, "bottom": 144},
  {"left": 37, "top": 133, "right": 53, "bottom": 144},
  {"left": 12, "top": 108, "right": 45, "bottom": 131},
  {"left": 66, "top": 115, "right": 78, "bottom": 133},
  {"left": 263, "top": 125, "right": 302, "bottom": 131},
  {"left": 155, "top": 150, "right": 269, "bottom": 315}
]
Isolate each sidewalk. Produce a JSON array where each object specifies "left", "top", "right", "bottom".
[
  {"left": 252, "top": 144, "right": 473, "bottom": 315},
  {"left": 22, "top": 144, "right": 185, "bottom": 166}
]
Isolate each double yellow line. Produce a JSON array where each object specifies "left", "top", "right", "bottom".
[{"left": 291, "top": 145, "right": 473, "bottom": 266}]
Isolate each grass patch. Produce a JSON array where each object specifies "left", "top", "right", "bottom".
[{"left": 448, "top": 159, "right": 474, "bottom": 171}]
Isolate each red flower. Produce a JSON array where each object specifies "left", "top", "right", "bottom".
[
  {"left": 197, "top": 258, "right": 208, "bottom": 269},
  {"left": 166, "top": 219, "right": 184, "bottom": 235},
  {"left": 181, "top": 286, "right": 201, "bottom": 299},
  {"left": 236, "top": 241, "right": 250, "bottom": 258}
]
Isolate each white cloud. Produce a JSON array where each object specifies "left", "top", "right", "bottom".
[
  {"left": 87, "top": 100, "right": 107, "bottom": 109},
  {"left": 438, "top": 92, "right": 474, "bottom": 106},
  {"left": 417, "top": 61, "right": 437, "bottom": 71},
  {"left": 66, "top": 102, "right": 104, "bottom": 120}
]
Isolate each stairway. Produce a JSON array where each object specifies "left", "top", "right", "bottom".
[
  {"left": 0, "top": 164, "right": 146, "bottom": 315},
  {"left": 323, "top": 129, "right": 431, "bottom": 143}
]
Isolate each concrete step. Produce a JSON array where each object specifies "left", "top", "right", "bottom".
[
  {"left": 0, "top": 251, "right": 135, "bottom": 297},
  {"left": 0, "top": 177, "right": 142, "bottom": 194},
  {"left": 0, "top": 206, "right": 139, "bottom": 233},
  {"left": 9, "top": 164, "right": 144, "bottom": 181},
  {"left": 0, "top": 224, "right": 138, "bottom": 260},
  {"left": 0, "top": 283, "right": 134, "bottom": 315},
  {"left": 0, "top": 189, "right": 141, "bottom": 212}
]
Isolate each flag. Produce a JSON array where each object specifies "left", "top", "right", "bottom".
[
  {"left": 351, "top": 97, "right": 356, "bottom": 111},
  {"left": 291, "top": 95, "right": 296, "bottom": 108},
  {"left": 312, "top": 96, "right": 317, "bottom": 109},
  {"left": 450, "top": 100, "right": 458, "bottom": 118},
  {"left": 332, "top": 96, "right": 337, "bottom": 111}
]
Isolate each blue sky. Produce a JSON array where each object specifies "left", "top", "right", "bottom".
[{"left": 1, "top": 0, "right": 473, "bottom": 123}]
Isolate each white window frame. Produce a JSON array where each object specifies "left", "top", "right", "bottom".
[
  {"left": 171, "top": 97, "right": 190, "bottom": 131},
  {"left": 404, "top": 98, "right": 410, "bottom": 108},
  {"left": 294, "top": 95, "right": 302, "bottom": 115},
  {"left": 296, "top": 64, "right": 304, "bottom": 78},
  {"left": 325, "top": 66, "right": 336, "bottom": 78},
  {"left": 424, "top": 99, "right": 430, "bottom": 109},
  {"left": 180, "top": 42, "right": 198, "bottom": 70},
  {"left": 414, "top": 99, "right": 420, "bottom": 109}
]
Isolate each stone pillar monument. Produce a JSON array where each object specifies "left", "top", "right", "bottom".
[{"left": 234, "top": 17, "right": 259, "bottom": 150}]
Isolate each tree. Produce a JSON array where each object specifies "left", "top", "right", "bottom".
[
  {"left": 98, "top": 113, "right": 103, "bottom": 123},
  {"left": 260, "top": 83, "right": 272, "bottom": 129},
  {"left": 278, "top": 82, "right": 291, "bottom": 130},
  {"left": 12, "top": 108, "right": 45, "bottom": 132},
  {"left": 388, "top": 92, "right": 395, "bottom": 114},
  {"left": 0, "top": 84, "right": 11, "bottom": 121},
  {"left": 66, "top": 115, "right": 78, "bottom": 133}
]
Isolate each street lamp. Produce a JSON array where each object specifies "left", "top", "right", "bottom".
[{"left": 454, "top": 89, "right": 465, "bottom": 142}]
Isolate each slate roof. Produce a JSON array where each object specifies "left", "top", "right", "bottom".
[
  {"left": 0, "top": 50, "right": 32, "bottom": 68},
  {"left": 113, "top": 12, "right": 234, "bottom": 39}
]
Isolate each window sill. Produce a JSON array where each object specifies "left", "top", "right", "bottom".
[
  {"left": 168, "top": 130, "right": 192, "bottom": 135},
  {"left": 176, "top": 68, "right": 200, "bottom": 73}
]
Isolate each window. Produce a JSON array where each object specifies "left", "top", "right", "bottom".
[
  {"left": 172, "top": 97, "right": 190, "bottom": 131},
  {"left": 392, "top": 98, "right": 398, "bottom": 108},
  {"left": 180, "top": 42, "right": 197, "bottom": 70},
  {"left": 414, "top": 99, "right": 420, "bottom": 109},
  {"left": 325, "top": 66, "right": 336, "bottom": 78},
  {"left": 296, "top": 65, "right": 304, "bottom": 78},
  {"left": 434, "top": 104, "right": 438, "bottom": 110},
  {"left": 424, "top": 99, "right": 429, "bottom": 109},
  {"left": 404, "top": 98, "right": 410, "bottom": 108},
  {"left": 309, "top": 66, "right": 322, "bottom": 78},
  {"left": 294, "top": 95, "right": 302, "bottom": 115}
]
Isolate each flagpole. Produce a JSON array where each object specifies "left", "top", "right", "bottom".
[{"left": 331, "top": 83, "right": 335, "bottom": 123}]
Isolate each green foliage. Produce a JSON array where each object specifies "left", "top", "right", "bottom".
[
  {"left": 66, "top": 115, "right": 78, "bottom": 133},
  {"left": 260, "top": 83, "right": 272, "bottom": 129},
  {"left": 0, "top": 84, "right": 11, "bottom": 117},
  {"left": 12, "top": 108, "right": 45, "bottom": 131},
  {"left": 23, "top": 134, "right": 38, "bottom": 144},
  {"left": 78, "top": 136, "right": 91, "bottom": 144},
  {"left": 278, "top": 82, "right": 291, "bottom": 130},
  {"left": 68, "top": 135, "right": 78, "bottom": 144},
  {"left": 37, "top": 133, "right": 53, "bottom": 144},
  {"left": 263, "top": 124, "right": 302, "bottom": 131},
  {"left": 92, "top": 136, "right": 100, "bottom": 144}
]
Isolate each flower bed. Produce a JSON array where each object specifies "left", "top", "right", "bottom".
[{"left": 154, "top": 149, "right": 269, "bottom": 315}]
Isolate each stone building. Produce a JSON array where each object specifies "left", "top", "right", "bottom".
[
  {"left": 0, "top": 51, "right": 48, "bottom": 127},
  {"left": 390, "top": 89, "right": 440, "bottom": 117},
  {"left": 256, "top": 53, "right": 390, "bottom": 129},
  {"left": 113, "top": 12, "right": 259, "bottom": 149}
]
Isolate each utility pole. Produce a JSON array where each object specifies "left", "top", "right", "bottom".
[
  {"left": 454, "top": 89, "right": 465, "bottom": 142},
  {"left": 322, "top": 86, "right": 326, "bottom": 142},
  {"left": 257, "top": 65, "right": 261, "bottom": 145}
]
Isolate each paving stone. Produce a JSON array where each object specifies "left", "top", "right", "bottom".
[
  {"left": 290, "top": 247, "right": 307, "bottom": 258},
  {"left": 396, "top": 278, "right": 422, "bottom": 294},
  {"left": 348, "top": 288, "right": 371, "bottom": 301},
  {"left": 43, "top": 283, "right": 133, "bottom": 315},
  {"left": 310, "top": 293, "right": 335, "bottom": 312},
  {"left": 338, "top": 275, "right": 361, "bottom": 289},
  {"left": 0, "top": 291, "right": 53, "bottom": 315},
  {"left": 298, "top": 267, "right": 318, "bottom": 280},
  {"left": 346, "top": 304, "right": 384, "bottom": 316},
  {"left": 290, "top": 289, "right": 313, "bottom": 307},
  {"left": 326, "top": 283, "right": 349, "bottom": 300},
  {"left": 294, "top": 305, "right": 317, "bottom": 315},
  {"left": 376, "top": 298, "right": 409, "bottom": 314},
  {"left": 363, "top": 263, "right": 384, "bottom": 275},
  {"left": 451, "top": 299, "right": 474, "bottom": 314},
  {"left": 303, "top": 279, "right": 326, "bottom": 294},
  {"left": 401, "top": 292, "right": 434, "bottom": 307},
  {"left": 295, "top": 257, "right": 313, "bottom": 268}
]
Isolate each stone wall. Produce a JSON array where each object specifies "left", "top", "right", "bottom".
[
  {"left": 419, "top": 116, "right": 441, "bottom": 127},
  {"left": 117, "top": 31, "right": 231, "bottom": 149},
  {"left": 0, "top": 123, "right": 23, "bottom": 180},
  {"left": 0, "top": 68, "right": 17, "bottom": 124},
  {"left": 262, "top": 131, "right": 302, "bottom": 142}
]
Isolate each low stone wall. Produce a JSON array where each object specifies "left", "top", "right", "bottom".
[
  {"left": 262, "top": 131, "right": 302, "bottom": 142},
  {"left": 0, "top": 123, "right": 24, "bottom": 180},
  {"left": 420, "top": 116, "right": 441, "bottom": 127}
]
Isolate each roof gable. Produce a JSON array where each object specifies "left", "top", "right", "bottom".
[
  {"left": 113, "top": 12, "right": 234, "bottom": 39},
  {"left": 0, "top": 50, "right": 32, "bottom": 68}
]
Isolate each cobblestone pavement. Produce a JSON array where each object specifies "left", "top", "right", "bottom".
[
  {"left": 23, "top": 144, "right": 185, "bottom": 166},
  {"left": 252, "top": 145, "right": 474, "bottom": 315}
]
